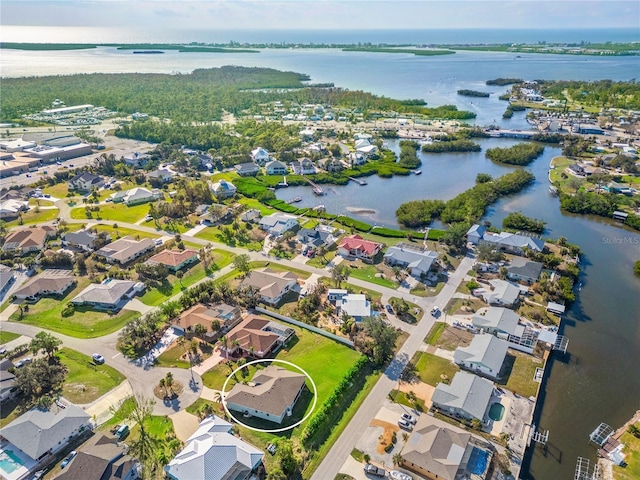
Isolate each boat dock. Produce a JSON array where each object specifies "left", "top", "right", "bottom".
[
  {"left": 303, "top": 177, "right": 325, "bottom": 195},
  {"left": 285, "top": 196, "right": 302, "bottom": 204},
  {"left": 348, "top": 176, "right": 367, "bottom": 185}
]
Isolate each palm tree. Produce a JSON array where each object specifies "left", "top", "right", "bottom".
[
  {"left": 392, "top": 453, "right": 403, "bottom": 466},
  {"left": 165, "top": 372, "right": 174, "bottom": 394},
  {"left": 127, "top": 396, "right": 159, "bottom": 478},
  {"left": 112, "top": 223, "right": 119, "bottom": 238},
  {"left": 159, "top": 378, "right": 167, "bottom": 397}
]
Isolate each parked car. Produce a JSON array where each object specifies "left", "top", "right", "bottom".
[
  {"left": 385, "top": 304, "right": 394, "bottom": 314},
  {"left": 431, "top": 306, "right": 440, "bottom": 317},
  {"left": 363, "top": 463, "right": 386, "bottom": 477},
  {"left": 389, "top": 471, "right": 413, "bottom": 480},
  {"left": 92, "top": 353, "right": 105, "bottom": 364},
  {"left": 267, "top": 443, "right": 277, "bottom": 455},
  {"left": 401, "top": 413, "right": 417, "bottom": 424},
  {"left": 61, "top": 451, "right": 77, "bottom": 468},
  {"left": 398, "top": 419, "right": 414, "bottom": 431},
  {"left": 153, "top": 238, "right": 163, "bottom": 246},
  {"left": 15, "top": 357, "right": 32, "bottom": 368},
  {"left": 115, "top": 424, "right": 129, "bottom": 440}
]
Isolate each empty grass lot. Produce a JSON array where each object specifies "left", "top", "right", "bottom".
[
  {"left": 4, "top": 207, "right": 59, "bottom": 227},
  {"left": 502, "top": 352, "right": 543, "bottom": 398},
  {"left": 349, "top": 264, "right": 398, "bottom": 289},
  {"left": 70, "top": 202, "right": 150, "bottom": 222},
  {"left": 42, "top": 183, "right": 70, "bottom": 198},
  {"left": 413, "top": 351, "right": 459, "bottom": 386},
  {"left": 93, "top": 224, "right": 160, "bottom": 240},
  {"left": 9, "top": 277, "right": 140, "bottom": 338},
  {"left": 59, "top": 348, "right": 126, "bottom": 404}
]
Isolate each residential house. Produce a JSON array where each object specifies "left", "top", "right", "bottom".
[
  {"left": 13, "top": 269, "right": 76, "bottom": 302},
  {"left": 122, "top": 152, "right": 150, "bottom": 167},
  {"left": 400, "top": 416, "right": 493, "bottom": 480},
  {"left": 210, "top": 180, "right": 237, "bottom": 199},
  {"left": 110, "top": 187, "right": 163, "bottom": 206},
  {"left": 297, "top": 227, "right": 337, "bottom": 249},
  {"left": 384, "top": 244, "right": 439, "bottom": 279},
  {"left": 453, "top": 334, "right": 508, "bottom": 380},
  {"left": 0, "top": 265, "right": 15, "bottom": 299},
  {"left": 566, "top": 163, "right": 586, "bottom": 176},
  {"left": 56, "top": 433, "right": 139, "bottom": 480},
  {"left": 226, "top": 366, "right": 306, "bottom": 424},
  {"left": 479, "top": 231, "right": 545, "bottom": 255},
  {"left": 240, "top": 208, "right": 261, "bottom": 223},
  {"left": 63, "top": 229, "right": 108, "bottom": 252},
  {"left": 68, "top": 172, "right": 104, "bottom": 193},
  {"left": 0, "top": 402, "right": 91, "bottom": 478},
  {"left": 466, "top": 224, "right": 487, "bottom": 245},
  {"left": 480, "top": 279, "right": 521, "bottom": 307},
  {"left": 240, "top": 268, "right": 298, "bottom": 305},
  {"left": 198, "top": 204, "right": 233, "bottom": 225},
  {"left": 164, "top": 415, "right": 263, "bottom": 480},
  {"left": 431, "top": 371, "right": 494, "bottom": 422},
  {"left": 546, "top": 301, "right": 566, "bottom": 316},
  {"left": 0, "top": 359, "right": 17, "bottom": 404},
  {"left": 224, "top": 315, "right": 295, "bottom": 358},
  {"left": 507, "top": 258, "right": 544, "bottom": 284},
  {"left": 259, "top": 212, "right": 299, "bottom": 237},
  {"left": 265, "top": 160, "right": 288, "bottom": 175},
  {"left": 2, "top": 225, "right": 57, "bottom": 255},
  {"left": 344, "top": 152, "right": 365, "bottom": 167},
  {"left": 94, "top": 236, "right": 155, "bottom": 265},
  {"left": 0, "top": 189, "right": 26, "bottom": 202},
  {"left": 606, "top": 181, "right": 633, "bottom": 195},
  {"left": 146, "top": 249, "right": 199, "bottom": 272},
  {"left": 251, "top": 147, "right": 271, "bottom": 164},
  {"left": 338, "top": 234, "right": 383, "bottom": 263},
  {"left": 172, "top": 303, "right": 241, "bottom": 339},
  {"left": 234, "top": 162, "right": 260, "bottom": 177},
  {"left": 328, "top": 291, "right": 371, "bottom": 321},
  {"left": 146, "top": 167, "right": 174, "bottom": 184},
  {"left": 291, "top": 158, "right": 316, "bottom": 175},
  {"left": 71, "top": 279, "right": 144, "bottom": 311},
  {"left": 471, "top": 307, "right": 525, "bottom": 343},
  {"left": 0, "top": 199, "right": 29, "bottom": 219},
  {"left": 356, "top": 144, "right": 378, "bottom": 157},
  {"left": 318, "top": 157, "right": 343, "bottom": 173}
]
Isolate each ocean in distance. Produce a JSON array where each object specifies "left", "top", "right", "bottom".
[{"left": 1, "top": 25, "right": 639, "bottom": 45}]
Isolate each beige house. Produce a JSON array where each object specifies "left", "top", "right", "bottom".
[
  {"left": 224, "top": 315, "right": 295, "bottom": 358},
  {"left": 2, "top": 226, "right": 57, "bottom": 255},
  {"left": 145, "top": 249, "right": 199, "bottom": 272},
  {"left": 13, "top": 269, "right": 76, "bottom": 302},
  {"left": 94, "top": 236, "right": 155, "bottom": 265},
  {"left": 240, "top": 268, "right": 298, "bottom": 305},
  {"left": 226, "top": 365, "right": 306, "bottom": 424}
]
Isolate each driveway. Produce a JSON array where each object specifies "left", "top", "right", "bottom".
[
  {"left": 83, "top": 380, "right": 134, "bottom": 426},
  {"left": 191, "top": 350, "right": 224, "bottom": 376},
  {"left": 170, "top": 410, "right": 200, "bottom": 442}
]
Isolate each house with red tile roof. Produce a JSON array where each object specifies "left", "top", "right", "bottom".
[
  {"left": 337, "top": 234, "right": 383, "bottom": 263},
  {"left": 145, "top": 249, "right": 199, "bottom": 272}
]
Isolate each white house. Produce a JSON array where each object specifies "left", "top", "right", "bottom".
[
  {"left": 431, "top": 372, "right": 494, "bottom": 422},
  {"left": 210, "top": 179, "right": 237, "bottom": 199},
  {"left": 0, "top": 199, "right": 29, "bottom": 219},
  {"left": 265, "top": 160, "right": 288, "bottom": 175},
  {"left": 466, "top": 224, "right": 487, "bottom": 245},
  {"left": 234, "top": 162, "right": 260, "bottom": 177},
  {"left": 291, "top": 158, "right": 316, "bottom": 175},
  {"left": 259, "top": 212, "right": 299, "bottom": 236},
  {"left": 165, "top": 415, "right": 263, "bottom": 480},
  {"left": 480, "top": 279, "right": 521, "bottom": 307},
  {"left": 147, "top": 167, "right": 174, "bottom": 183},
  {"left": 454, "top": 334, "right": 509, "bottom": 380},
  {"left": 251, "top": 147, "right": 270, "bottom": 163},
  {"left": 111, "top": 187, "right": 163, "bottom": 206},
  {"left": 68, "top": 172, "right": 104, "bottom": 193},
  {"left": 327, "top": 289, "right": 371, "bottom": 321},
  {"left": 384, "top": 244, "right": 439, "bottom": 279},
  {"left": 240, "top": 269, "right": 298, "bottom": 305}
]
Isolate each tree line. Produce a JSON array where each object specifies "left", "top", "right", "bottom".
[{"left": 485, "top": 143, "right": 545, "bottom": 165}]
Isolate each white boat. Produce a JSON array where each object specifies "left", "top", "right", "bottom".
[
  {"left": 412, "top": 170, "right": 422, "bottom": 175},
  {"left": 389, "top": 471, "right": 413, "bottom": 480}
]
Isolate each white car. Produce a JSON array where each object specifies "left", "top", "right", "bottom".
[
  {"left": 431, "top": 306, "right": 441, "bottom": 316},
  {"left": 389, "top": 471, "right": 413, "bottom": 480},
  {"left": 398, "top": 419, "right": 413, "bottom": 431},
  {"left": 92, "top": 353, "right": 105, "bottom": 364},
  {"left": 401, "top": 413, "right": 417, "bottom": 424}
]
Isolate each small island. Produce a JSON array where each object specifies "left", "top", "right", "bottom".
[{"left": 457, "top": 89, "right": 490, "bottom": 97}]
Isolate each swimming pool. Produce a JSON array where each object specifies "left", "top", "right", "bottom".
[
  {"left": 0, "top": 450, "right": 24, "bottom": 475},
  {"left": 467, "top": 447, "right": 490, "bottom": 475},
  {"left": 488, "top": 402, "right": 505, "bottom": 421}
]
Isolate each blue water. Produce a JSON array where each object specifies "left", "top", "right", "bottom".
[
  {"left": 1, "top": 26, "right": 638, "bottom": 44},
  {"left": 0, "top": 450, "right": 24, "bottom": 474},
  {"left": 467, "top": 447, "right": 490, "bottom": 475}
]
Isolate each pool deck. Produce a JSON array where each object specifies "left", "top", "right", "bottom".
[{"left": 0, "top": 443, "right": 37, "bottom": 480}]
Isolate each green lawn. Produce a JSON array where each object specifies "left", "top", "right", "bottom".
[
  {"left": 410, "top": 281, "right": 445, "bottom": 297},
  {"left": 98, "top": 396, "right": 137, "bottom": 431},
  {"left": 194, "top": 225, "right": 263, "bottom": 251},
  {"left": 502, "top": 353, "right": 543, "bottom": 398},
  {"left": 425, "top": 322, "right": 447, "bottom": 345},
  {"left": 70, "top": 202, "right": 150, "bottom": 222},
  {"left": 42, "top": 183, "right": 70, "bottom": 198},
  {"left": 10, "top": 278, "right": 140, "bottom": 338},
  {"left": 93, "top": 223, "right": 160, "bottom": 240},
  {"left": 614, "top": 422, "right": 640, "bottom": 480},
  {"left": 154, "top": 344, "right": 192, "bottom": 369},
  {"left": 4, "top": 208, "right": 59, "bottom": 227},
  {"left": 390, "top": 390, "right": 427, "bottom": 413},
  {"left": 413, "top": 351, "right": 459, "bottom": 386},
  {"left": 248, "top": 261, "right": 311, "bottom": 280},
  {"left": 28, "top": 198, "right": 55, "bottom": 207},
  {"left": 237, "top": 197, "right": 277, "bottom": 216},
  {"left": 58, "top": 348, "right": 126, "bottom": 404},
  {"left": 348, "top": 264, "right": 398, "bottom": 289},
  {"left": 0, "top": 331, "right": 20, "bottom": 344}
]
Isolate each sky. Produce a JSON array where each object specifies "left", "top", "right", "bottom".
[{"left": 1, "top": 0, "right": 639, "bottom": 30}]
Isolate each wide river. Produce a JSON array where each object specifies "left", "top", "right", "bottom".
[{"left": 2, "top": 38, "right": 640, "bottom": 479}]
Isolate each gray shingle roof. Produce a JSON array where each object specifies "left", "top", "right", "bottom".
[
  {"left": 72, "top": 280, "right": 135, "bottom": 306},
  {"left": 0, "top": 403, "right": 90, "bottom": 460},
  {"left": 472, "top": 307, "right": 521, "bottom": 335},
  {"left": 507, "top": 258, "right": 543, "bottom": 281},
  {"left": 454, "top": 334, "right": 508, "bottom": 374}
]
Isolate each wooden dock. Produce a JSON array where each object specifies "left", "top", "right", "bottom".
[
  {"left": 303, "top": 177, "right": 325, "bottom": 195},
  {"left": 347, "top": 176, "right": 367, "bottom": 185}
]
